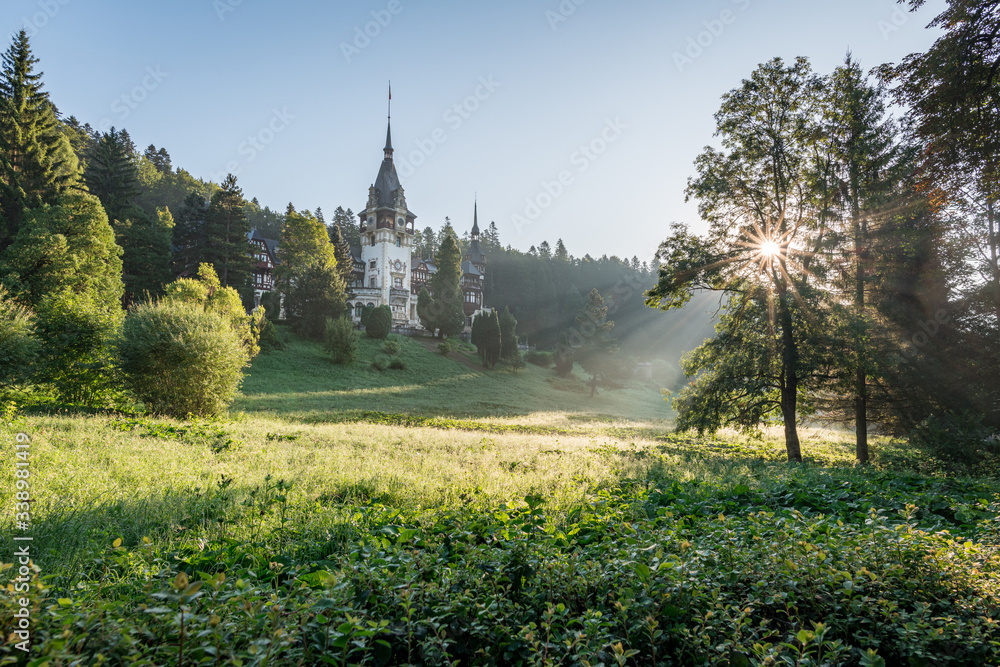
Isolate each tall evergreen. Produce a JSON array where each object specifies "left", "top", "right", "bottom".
[
  {"left": 204, "top": 174, "right": 251, "bottom": 291},
  {"left": 429, "top": 234, "right": 465, "bottom": 337},
  {"left": 0, "top": 30, "right": 73, "bottom": 249},
  {"left": 86, "top": 128, "right": 140, "bottom": 224},
  {"left": 499, "top": 305, "right": 519, "bottom": 361},
  {"left": 172, "top": 192, "right": 209, "bottom": 277},
  {"left": 329, "top": 223, "right": 354, "bottom": 292},
  {"left": 482, "top": 310, "right": 502, "bottom": 369}
]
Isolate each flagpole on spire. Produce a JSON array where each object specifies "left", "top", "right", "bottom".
[{"left": 388, "top": 81, "right": 391, "bottom": 120}]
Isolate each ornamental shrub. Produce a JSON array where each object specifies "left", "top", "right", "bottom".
[
  {"left": 325, "top": 317, "right": 358, "bottom": 365},
  {"left": 116, "top": 300, "right": 247, "bottom": 417},
  {"left": 366, "top": 305, "right": 392, "bottom": 340}
]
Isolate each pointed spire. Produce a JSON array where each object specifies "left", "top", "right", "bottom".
[
  {"left": 471, "top": 198, "right": 480, "bottom": 238},
  {"left": 384, "top": 81, "right": 393, "bottom": 158}
]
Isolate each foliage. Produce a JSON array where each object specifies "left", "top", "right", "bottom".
[
  {"left": 116, "top": 299, "right": 248, "bottom": 417},
  {"left": 84, "top": 127, "right": 140, "bottom": 224},
  {"left": 0, "top": 191, "right": 124, "bottom": 310},
  {"left": 554, "top": 332, "right": 575, "bottom": 377},
  {"left": 383, "top": 339, "right": 401, "bottom": 355},
  {"left": 279, "top": 209, "right": 346, "bottom": 340},
  {"left": 499, "top": 305, "right": 519, "bottom": 361},
  {"left": 163, "top": 264, "right": 261, "bottom": 361},
  {"left": 365, "top": 304, "right": 391, "bottom": 340},
  {"left": 388, "top": 356, "right": 407, "bottom": 370},
  {"left": 33, "top": 290, "right": 122, "bottom": 405},
  {"left": 574, "top": 288, "right": 617, "bottom": 393},
  {"left": 324, "top": 316, "right": 358, "bottom": 365},
  {"left": 2, "top": 411, "right": 999, "bottom": 665},
  {"left": 908, "top": 412, "right": 1000, "bottom": 476},
  {"left": 0, "top": 30, "right": 76, "bottom": 249},
  {"left": 437, "top": 338, "right": 458, "bottom": 356},
  {"left": 424, "top": 234, "right": 465, "bottom": 338},
  {"left": 482, "top": 310, "right": 502, "bottom": 368},
  {"left": 0, "top": 285, "right": 37, "bottom": 390},
  {"left": 525, "top": 349, "right": 553, "bottom": 368},
  {"left": 203, "top": 174, "right": 251, "bottom": 291}
]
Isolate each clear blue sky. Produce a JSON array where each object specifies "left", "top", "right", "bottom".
[{"left": 3, "top": 0, "right": 944, "bottom": 261}]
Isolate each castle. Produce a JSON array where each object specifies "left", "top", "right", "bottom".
[{"left": 250, "top": 116, "right": 488, "bottom": 330}]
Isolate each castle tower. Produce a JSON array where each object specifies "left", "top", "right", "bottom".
[
  {"left": 358, "top": 108, "right": 417, "bottom": 325},
  {"left": 461, "top": 199, "right": 487, "bottom": 318}
]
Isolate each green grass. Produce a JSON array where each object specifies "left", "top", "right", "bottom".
[
  {"left": 237, "top": 328, "right": 676, "bottom": 424},
  {"left": 1, "top": 331, "right": 999, "bottom": 665}
]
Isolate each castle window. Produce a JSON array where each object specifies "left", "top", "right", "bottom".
[
  {"left": 369, "top": 260, "right": 377, "bottom": 269},
  {"left": 369, "top": 276, "right": 377, "bottom": 288},
  {"left": 355, "top": 303, "right": 364, "bottom": 318},
  {"left": 370, "top": 235, "right": 376, "bottom": 246},
  {"left": 394, "top": 277, "right": 403, "bottom": 288},
  {"left": 396, "top": 236, "right": 402, "bottom": 247}
]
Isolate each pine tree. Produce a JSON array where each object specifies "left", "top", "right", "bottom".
[
  {"left": 482, "top": 310, "right": 502, "bottom": 369},
  {"left": 554, "top": 239, "right": 569, "bottom": 263},
  {"left": 204, "top": 174, "right": 251, "bottom": 291},
  {"left": 86, "top": 128, "right": 140, "bottom": 224},
  {"left": 0, "top": 30, "right": 74, "bottom": 249},
  {"left": 499, "top": 305, "right": 519, "bottom": 361},
  {"left": 430, "top": 234, "right": 465, "bottom": 337},
  {"left": 172, "top": 192, "right": 209, "bottom": 277},
  {"left": 576, "top": 289, "right": 617, "bottom": 396},
  {"left": 329, "top": 223, "right": 355, "bottom": 293}
]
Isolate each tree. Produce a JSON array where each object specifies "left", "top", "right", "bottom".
[
  {"left": 86, "top": 128, "right": 139, "bottom": 224},
  {"left": 499, "top": 305, "right": 519, "bottom": 361},
  {"left": 366, "top": 304, "right": 392, "bottom": 339},
  {"left": 0, "top": 191, "right": 124, "bottom": 310},
  {"left": 332, "top": 206, "right": 360, "bottom": 247},
  {"left": 650, "top": 57, "right": 823, "bottom": 462},
  {"left": 819, "top": 55, "right": 906, "bottom": 463},
  {"left": 277, "top": 209, "right": 346, "bottom": 339},
  {"left": 427, "top": 234, "right": 465, "bottom": 337},
  {"left": 204, "top": 174, "right": 251, "bottom": 291},
  {"left": 0, "top": 30, "right": 75, "bottom": 249},
  {"left": 575, "top": 289, "right": 616, "bottom": 396},
  {"left": 417, "top": 287, "right": 435, "bottom": 334},
  {"left": 481, "top": 310, "right": 502, "bottom": 369},
  {"left": 329, "top": 223, "right": 355, "bottom": 292},
  {"left": 172, "top": 192, "right": 209, "bottom": 277},
  {"left": 554, "top": 239, "right": 570, "bottom": 263}
]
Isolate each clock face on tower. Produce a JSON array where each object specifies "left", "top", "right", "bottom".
[{"left": 393, "top": 260, "right": 402, "bottom": 271}]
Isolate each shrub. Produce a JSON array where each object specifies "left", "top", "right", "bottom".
[
  {"left": 388, "top": 357, "right": 407, "bottom": 370},
  {"left": 325, "top": 317, "right": 358, "bottom": 365},
  {"left": 359, "top": 304, "right": 374, "bottom": 327},
  {"left": 525, "top": 350, "right": 553, "bottom": 368},
  {"left": 116, "top": 300, "right": 248, "bottom": 417},
  {"left": 35, "top": 291, "right": 122, "bottom": 406},
  {"left": 909, "top": 412, "right": 999, "bottom": 473},
  {"left": 371, "top": 355, "right": 389, "bottom": 371},
  {"left": 0, "top": 286, "right": 38, "bottom": 391},
  {"left": 438, "top": 339, "right": 458, "bottom": 356},
  {"left": 366, "top": 305, "right": 392, "bottom": 339},
  {"left": 383, "top": 339, "right": 401, "bottom": 355}
]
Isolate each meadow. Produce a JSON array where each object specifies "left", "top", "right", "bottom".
[{"left": 1, "top": 332, "right": 999, "bottom": 665}]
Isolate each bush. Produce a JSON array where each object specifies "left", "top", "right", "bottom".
[
  {"left": 35, "top": 291, "right": 122, "bottom": 406},
  {"left": 909, "top": 412, "right": 1000, "bottom": 474},
  {"left": 371, "top": 355, "right": 389, "bottom": 371},
  {"left": 388, "top": 357, "right": 407, "bottom": 370},
  {"left": 116, "top": 300, "right": 248, "bottom": 417},
  {"left": 383, "top": 339, "right": 401, "bottom": 355},
  {"left": 438, "top": 339, "right": 458, "bottom": 356},
  {"left": 525, "top": 350, "right": 553, "bottom": 368},
  {"left": 366, "top": 305, "right": 392, "bottom": 339},
  {"left": 0, "top": 286, "right": 38, "bottom": 391},
  {"left": 325, "top": 317, "right": 358, "bottom": 365}
]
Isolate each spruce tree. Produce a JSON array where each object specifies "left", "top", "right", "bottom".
[
  {"left": 499, "top": 305, "right": 519, "bottom": 361},
  {"left": 0, "top": 30, "right": 73, "bottom": 249},
  {"left": 86, "top": 128, "right": 140, "bottom": 225},
  {"left": 430, "top": 234, "right": 465, "bottom": 337},
  {"left": 204, "top": 174, "right": 251, "bottom": 291},
  {"left": 329, "top": 223, "right": 354, "bottom": 292},
  {"left": 172, "top": 192, "right": 209, "bottom": 277},
  {"left": 482, "top": 309, "right": 502, "bottom": 369}
]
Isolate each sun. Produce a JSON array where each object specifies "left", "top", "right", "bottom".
[{"left": 759, "top": 240, "right": 781, "bottom": 258}]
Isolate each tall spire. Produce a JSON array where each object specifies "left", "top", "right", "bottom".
[{"left": 384, "top": 82, "right": 393, "bottom": 158}]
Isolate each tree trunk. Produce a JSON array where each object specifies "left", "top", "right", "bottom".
[
  {"left": 853, "top": 186, "right": 869, "bottom": 464},
  {"left": 778, "top": 285, "right": 803, "bottom": 462},
  {"left": 988, "top": 199, "right": 1000, "bottom": 336}
]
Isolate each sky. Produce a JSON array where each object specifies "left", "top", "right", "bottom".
[{"left": 3, "top": 0, "right": 946, "bottom": 262}]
